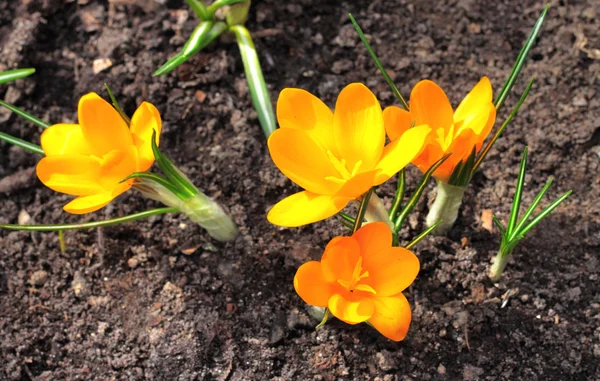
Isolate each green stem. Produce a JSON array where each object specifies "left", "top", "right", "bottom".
[
  {"left": 229, "top": 25, "right": 276, "bottom": 138},
  {"left": 426, "top": 180, "right": 467, "bottom": 235},
  {"left": 58, "top": 230, "right": 66, "bottom": 253}
]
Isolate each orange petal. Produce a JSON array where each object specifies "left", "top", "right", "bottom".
[
  {"left": 353, "top": 222, "right": 392, "bottom": 260},
  {"left": 130, "top": 101, "right": 162, "bottom": 172},
  {"left": 40, "top": 124, "right": 91, "bottom": 156},
  {"left": 294, "top": 261, "right": 334, "bottom": 307},
  {"left": 321, "top": 236, "right": 360, "bottom": 283},
  {"left": 36, "top": 155, "right": 104, "bottom": 196},
  {"left": 368, "top": 293, "right": 412, "bottom": 341},
  {"left": 328, "top": 293, "right": 374, "bottom": 324},
  {"left": 333, "top": 83, "right": 385, "bottom": 171},
  {"left": 410, "top": 80, "right": 453, "bottom": 131},
  {"left": 78, "top": 93, "right": 133, "bottom": 156},
  {"left": 63, "top": 182, "right": 131, "bottom": 214},
  {"left": 97, "top": 147, "right": 139, "bottom": 190},
  {"left": 268, "top": 128, "right": 338, "bottom": 195},
  {"left": 363, "top": 247, "right": 420, "bottom": 296},
  {"left": 267, "top": 191, "right": 351, "bottom": 227},
  {"left": 454, "top": 77, "right": 493, "bottom": 125},
  {"left": 276, "top": 88, "right": 336, "bottom": 153},
  {"left": 374, "top": 124, "right": 431, "bottom": 184},
  {"left": 383, "top": 106, "right": 413, "bottom": 141}
]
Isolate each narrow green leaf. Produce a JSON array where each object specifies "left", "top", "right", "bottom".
[
  {"left": 494, "top": 4, "right": 548, "bottom": 112},
  {"left": 510, "top": 177, "right": 553, "bottom": 240},
  {"left": 473, "top": 78, "right": 534, "bottom": 173},
  {"left": 181, "top": 21, "right": 214, "bottom": 57},
  {"left": 338, "top": 212, "right": 356, "bottom": 224},
  {"left": 353, "top": 188, "right": 374, "bottom": 233},
  {"left": 0, "top": 131, "right": 44, "bottom": 155},
  {"left": 316, "top": 308, "right": 331, "bottom": 328},
  {"left": 207, "top": 0, "right": 247, "bottom": 18},
  {"left": 0, "top": 207, "right": 178, "bottom": 231},
  {"left": 388, "top": 169, "right": 406, "bottom": 219},
  {"left": 492, "top": 215, "right": 506, "bottom": 235},
  {"left": 506, "top": 147, "right": 528, "bottom": 235},
  {"left": 185, "top": 0, "right": 210, "bottom": 20},
  {"left": 122, "top": 172, "right": 183, "bottom": 197},
  {"left": 0, "top": 100, "right": 50, "bottom": 129},
  {"left": 154, "top": 53, "right": 188, "bottom": 76},
  {"left": 394, "top": 153, "right": 451, "bottom": 233},
  {"left": 349, "top": 13, "right": 409, "bottom": 110},
  {"left": 0, "top": 68, "right": 35, "bottom": 85},
  {"left": 448, "top": 146, "right": 477, "bottom": 186},
  {"left": 230, "top": 25, "right": 277, "bottom": 138},
  {"left": 104, "top": 83, "right": 130, "bottom": 126},
  {"left": 150, "top": 131, "right": 197, "bottom": 197},
  {"left": 519, "top": 190, "right": 572, "bottom": 236},
  {"left": 405, "top": 220, "right": 441, "bottom": 250}
]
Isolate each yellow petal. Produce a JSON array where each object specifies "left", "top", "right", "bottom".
[
  {"left": 40, "top": 124, "right": 90, "bottom": 156},
  {"left": 321, "top": 236, "right": 360, "bottom": 283},
  {"left": 328, "top": 293, "right": 374, "bottom": 324},
  {"left": 36, "top": 155, "right": 104, "bottom": 196},
  {"left": 363, "top": 247, "right": 420, "bottom": 297},
  {"left": 368, "top": 293, "right": 412, "bottom": 341},
  {"left": 374, "top": 124, "right": 431, "bottom": 184},
  {"left": 410, "top": 80, "right": 453, "bottom": 130},
  {"left": 454, "top": 76, "right": 493, "bottom": 125},
  {"left": 267, "top": 191, "right": 351, "bottom": 227},
  {"left": 97, "top": 147, "right": 139, "bottom": 190},
  {"left": 335, "top": 169, "right": 379, "bottom": 198},
  {"left": 130, "top": 101, "right": 162, "bottom": 172},
  {"left": 456, "top": 103, "right": 496, "bottom": 148},
  {"left": 63, "top": 182, "right": 131, "bottom": 214},
  {"left": 268, "top": 128, "right": 338, "bottom": 195},
  {"left": 277, "top": 88, "right": 336, "bottom": 153},
  {"left": 294, "top": 261, "right": 334, "bottom": 307},
  {"left": 383, "top": 106, "right": 413, "bottom": 141},
  {"left": 333, "top": 83, "right": 384, "bottom": 171},
  {"left": 353, "top": 222, "right": 392, "bottom": 259},
  {"left": 78, "top": 92, "right": 133, "bottom": 156}
]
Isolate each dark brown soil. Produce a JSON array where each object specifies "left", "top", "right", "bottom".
[{"left": 1, "top": 0, "right": 599, "bottom": 379}]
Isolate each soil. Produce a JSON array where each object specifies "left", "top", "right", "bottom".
[{"left": 1, "top": 0, "right": 599, "bottom": 379}]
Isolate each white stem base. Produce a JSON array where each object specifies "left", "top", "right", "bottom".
[
  {"left": 489, "top": 250, "right": 510, "bottom": 282},
  {"left": 426, "top": 180, "right": 467, "bottom": 235}
]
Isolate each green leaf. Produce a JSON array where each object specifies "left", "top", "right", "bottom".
[
  {"left": 506, "top": 147, "right": 528, "bottom": 235},
  {"left": 316, "top": 308, "right": 331, "bottom": 328},
  {"left": 473, "top": 78, "right": 534, "bottom": 173},
  {"left": 405, "top": 220, "right": 441, "bottom": 250},
  {"left": 353, "top": 188, "right": 374, "bottom": 233},
  {"left": 121, "top": 172, "right": 184, "bottom": 198},
  {"left": 207, "top": 0, "right": 247, "bottom": 18},
  {"left": 0, "top": 207, "right": 178, "bottom": 231},
  {"left": 349, "top": 13, "right": 409, "bottom": 110},
  {"left": 519, "top": 190, "right": 572, "bottom": 236},
  {"left": 394, "top": 153, "right": 451, "bottom": 233},
  {"left": 448, "top": 146, "right": 477, "bottom": 187},
  {"left": 492, "top": 215, "right": 506, "bottom": 235},
  {"left": 0, "top": 131, "right": 44, "bottom": 155},
  {"left": 388, "top": 169, "right": 406, "bottom": 220},
  {"left": 230, "top": 25, "right": 277, "bottom": 138},
  {"left": 150, "top": 130, "right": 197, "bottom": 198},
  {"left": 104, "top": 83, "right": 130, "bottom": 126},
  {"left": 494, "top": 4, "right": 548, "bottom": 112},
  {"left": 0, "top": 99, "right": 50, "bottom": 129},
  {"left": 510, "top": 177, "right": 553, "bottom": 240},
  {"left": 185, "top": 0, "right": 210, "bottom": 20},
  {"left": 0, "top": 68, "right": 35, "bottom": 85}
]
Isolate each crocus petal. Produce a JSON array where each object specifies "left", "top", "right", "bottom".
[
  {"left": 321, "top": 236, "right": 360, "bottom": 283},
  {"left": 364, "top": 247, "right": 420, "bottom": 297},
  {"left": 294, "top": 261, "right": 334, "bottom": 307},
  {"left": 335, "top": 169, "right": 379, "bottom": 198},
  {"left": 267, "top": 191, "right": 352, "bottom": 227},
  {"left": 268, "top": 128, "right": 338, "bottom": 195},
  {"left": 130, "top": 101, "right": 162, "bottom": 172},
  {"left": 36, "top": 155, "right": 104, "bottom": 196},
  {"left": 454, "top": 77, "right": 493, "bottom": 125},
  {"left": 40, "top": 124, "right": 91, "bottom": 156},
  {"left": 368, "top": 293, "right": 412, "bottom": 341},
  {"left": 78, "top": 92, "right": 133, "bottom": 156},
  {"left": 333, "top": 83, "right": 384, "bottom": 171},
  {"left": 328, "top": 293, "right": 374, "bottom": 324},
  {"left": 456, "top": 104, "right": 496, "bottom": 147},
  {"left": 277, "top": 88, "right": 337, "bottom": 154},
  {"left": 63, "top": 182, "right": 131, "bottom": 214},
  {"left": 410, "top": 80, "right": 454, "bottom": 131},
  {"left": 374, "top": 124, "right": 431, "bottom": 184},
  {"left": 353, "top": 222, "right": 392, "bottom": 259},
  {"left": 383, "top": 106, "right": 414, "bottom": 141},
  {"left": 97, "top": 147, "right": 139, "bottom": 190}
]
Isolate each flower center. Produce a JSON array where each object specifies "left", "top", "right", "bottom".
[
  {"left": 337, "top": 257, "right": 376, "bottom": 294},
  {"left": 325, "top": 150, "right": 363, "bottom": 185}
]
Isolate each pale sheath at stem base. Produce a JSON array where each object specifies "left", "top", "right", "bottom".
[
  {"left": 426, "top": 180, "right": 467, "bottom": 235},
  {"left": 133, "top": 179, "right": 238, "bottom": 242},
  {"left": 489, "top": 249, "right": 511, "bottom": 282},
  {"left": 350, "top": 193, "right": 394, "bottom": 230}
]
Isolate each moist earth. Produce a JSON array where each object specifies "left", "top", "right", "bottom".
[{"left": 1, "top": 0, "right": 599, "bottom": 380}]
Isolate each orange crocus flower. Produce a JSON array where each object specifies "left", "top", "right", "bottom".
[
  {"left": 294, "top": 222, "right": 419, "bottom": 341},
  {"left": 36, "top": 93, "right": 161, "bottom": 214},
  {"left": 384, "top": 78, "right": 496, "bottom": 183},
  {"left": 268, "top": 83, "right": 431, "bottom": 227}
]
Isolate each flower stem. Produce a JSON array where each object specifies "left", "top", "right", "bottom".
[
  {"left": 489, "top": 248, "right": 512, "bottom": 282},
  {"left": 426, "top": 180, "right": 467, "bottom": 235}
]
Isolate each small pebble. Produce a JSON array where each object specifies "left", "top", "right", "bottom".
[{"left": 29, "top": 270, "right": 48, "bottom": 286}]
